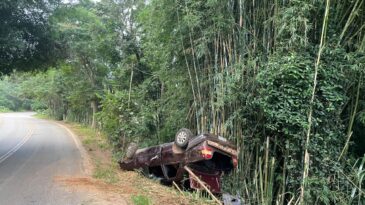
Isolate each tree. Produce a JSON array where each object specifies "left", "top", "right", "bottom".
[
  {"left": 51, "top": 2, "right": 112, "bottom": 127},
  {"left": 0, "top": 0, "right": 61, "bottom": 74},
  {"left": 1, "top": 0, "right": 364, "bottom": 203}
]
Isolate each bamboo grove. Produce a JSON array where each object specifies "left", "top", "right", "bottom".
[{"left": 0, "top": 0, "right": 365, "bottom": 204}]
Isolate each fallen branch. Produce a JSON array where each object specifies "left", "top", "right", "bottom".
[{"left": 172, "top": 181, "right": 184, "bottom": 195}]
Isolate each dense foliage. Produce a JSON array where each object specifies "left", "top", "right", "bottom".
[
  {"left": 1, "top": 0, "right": 364, "bottom": 204},
  {"left": 0, "top": 0, "right": 62, "bottom": 74}
]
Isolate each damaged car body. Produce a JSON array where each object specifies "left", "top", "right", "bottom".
[{"left": 118, "top": 128, "right": 238, "bottom": 194}]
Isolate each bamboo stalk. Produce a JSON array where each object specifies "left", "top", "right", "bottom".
[
  {"left": 264, "top": 136, "right": 269, "bottom": 198},
  {"left": 338, "top": 0, "right": 364, "bottom": 44},
  {"left": 183, "top": 1, "right": 203, "bottom": 133},
  {"left": 174, "top": 1, "right": 199, "bottom": 132},
  {"left": 299, "top": 0, "right": 330, "bottom": 204},
  {"left": 338, "top": 73, "right": 362, "bottom": 161}
]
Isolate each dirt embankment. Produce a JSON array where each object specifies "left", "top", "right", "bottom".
[{"left": 54, "top": 122, "right": 210, "bottom": 205}]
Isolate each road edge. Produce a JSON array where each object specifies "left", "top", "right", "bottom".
[{"left": 54, "top": 122, "right": 93, "bottom": 176}]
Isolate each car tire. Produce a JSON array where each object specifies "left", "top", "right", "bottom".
[
  {"left": 174, "top": 128, "right": 193, "bottom": 149},
  {"left": 126, "top": 142, "right": 138, "bottom": 159}
]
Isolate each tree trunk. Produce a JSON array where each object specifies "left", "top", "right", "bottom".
[{"left": 91, "top": 100, "right": 97, "bottom": 129}]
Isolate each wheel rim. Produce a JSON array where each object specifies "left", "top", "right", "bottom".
[{"left": 176, "top": 132, "right": 187, "bottom": 144}]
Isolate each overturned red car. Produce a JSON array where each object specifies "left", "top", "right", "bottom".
[{"left": 118, "top": 128, "right": 238, "bottom": 194}]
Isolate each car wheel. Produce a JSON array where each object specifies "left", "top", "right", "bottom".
[
  {"left": 174, "top": 128, "right": 193, "bottom": 149},
  {"left": 126, "top": 142, "right": 138, "bottom": 159}
]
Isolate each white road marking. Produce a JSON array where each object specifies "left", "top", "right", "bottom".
[
  {"left": 54, "top": 122, "right": 92, "bottom": 175},
  {"left": 0, "top": 129, "right": 34, "bottom": 164},
  {"left": 55, "top": 123, "right": 81, "bottom": 150}
]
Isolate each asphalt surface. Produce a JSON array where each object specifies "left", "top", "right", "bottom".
[{"left": 0, "top": 112, "right": 86, "bottom": 205}]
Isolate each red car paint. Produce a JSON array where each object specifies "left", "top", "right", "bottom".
[{"left": 119, "top": 134, "right": 238, "bottom": 193}]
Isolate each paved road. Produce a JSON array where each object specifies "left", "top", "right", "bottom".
[{"left": 0, "top": 112, "right": 85, "bottom": 205}]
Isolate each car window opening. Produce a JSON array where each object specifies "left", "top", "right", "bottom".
[
  {"left": 148, "top": 166, "right": 164, "bottom": 178},
  {"left": 163, "top": 164, "right": 178, "bottom": 178}
]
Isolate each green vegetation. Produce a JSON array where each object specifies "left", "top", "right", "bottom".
[
  {"left": 0, "top": 106, "right": 11, "bottom": 113},
  {"left": 0, "top": 0, "right": 365, "bottom": 204},
  {"left": 131, "top": 195, "right": 151, "bottom": 205},
  {"left": 93, "top": 161, "right": 119, "bottom": 184},
  {"left": 0, "top": 0, "right": 61, "bottom": 74},
  {"left": 71, "top": 123, "right": 110, "bottom": 150}
]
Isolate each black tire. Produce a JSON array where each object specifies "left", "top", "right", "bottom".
[
  {"left": 126, "top": 142, "right": 138, "bottom": 159},
  {"left": 174, "top": 128, "right": 193, "bottom": 149}
]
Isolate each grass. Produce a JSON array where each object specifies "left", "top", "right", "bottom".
[
  {"left": 67, "top": 122, "right": 116, "bottom": 184},
  {"left": 33, "top": 112, "right": 52, "bottom": 119},
  {"left": 132, "top": 170, "right": 215, "bottom": 205},
  {"left": 0, "top": 106, "right": 11, "bottom": 113},
  {"left": 72, "top": 124, "right": 110, "bottom": 151},
  {"left": 93, "top": 160, "right": 119, "bottom": 184},
  {"left": 131, "top": 195, "right": 151, "bottom": 205}
]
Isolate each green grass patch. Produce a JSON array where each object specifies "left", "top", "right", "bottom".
[
  {"left": 72, "top": 124, "right": 110, "bottom": 151},
  {"left": 33, "top": 112, "right": 51, "bottom": 119},
  {"left": 131, "top": 195, "right": 151, "bottom": 205},
  {"left": 93, "top": 161, "right": 119, "bottom": 184},
  {"left": 0, "top": 106, "right": 11, "bottom": 113}
]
